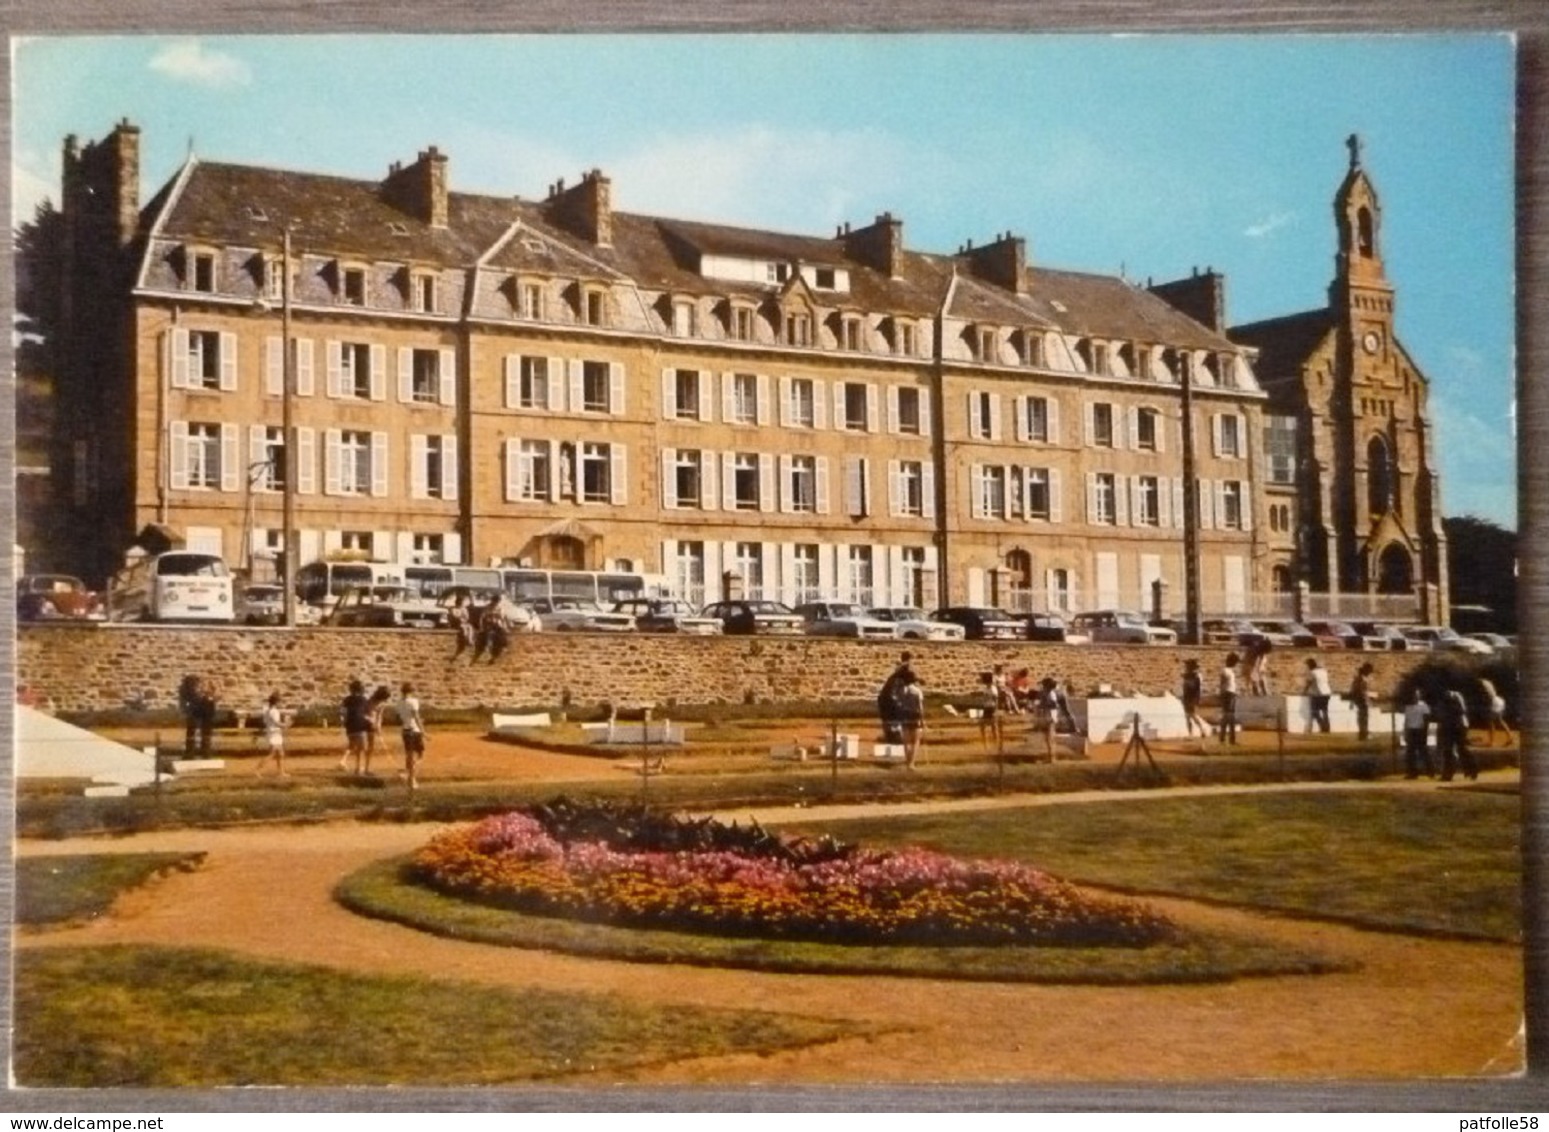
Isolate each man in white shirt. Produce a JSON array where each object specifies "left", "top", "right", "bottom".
[
  {"left": 1304, "top": 658, "right": 1333, "bottom": 733},
  {"left": 1218, "top": 652, "right": 1240, "bottom": 745}
]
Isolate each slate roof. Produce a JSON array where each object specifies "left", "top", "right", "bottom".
[{"left": 1229, "top": 309, "right": 1334, "bottom": 387}]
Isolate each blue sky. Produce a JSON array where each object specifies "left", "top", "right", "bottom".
[{"left": 12, "top": 33, "right": 1517, "bottom": 526}]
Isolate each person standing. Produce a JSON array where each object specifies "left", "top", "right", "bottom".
[
  {"left": 1304, "top": 657, "right": 1333, "bottom": 734},
  {"left": 1402, "top": 688, "right": 1433, "bottom": 779},
  {"left": 180, "top": 674, "right": 219, "bottom": 757},
  {"left": 1437, "top": 687, "right": 1478, "bottom": 782},
  {"left": 1181, "top": 658, "right": 1209, "bottom": 744},
  {"left": 398, "top": 682, "right": 427, "bottom": 791},
  {"left": 1218, "top": 652, "right": 1240, "bottom": 746},
  {"left": 338, "top": 679, "right": 371, "bottom": 775},
  {"left": 1479, "top": 677, "right": 1514, "bottom": 747},
  {"left": 363, "top": 685, "right": 393, "bottom": 776},
  {"left": 1349, "top": 662, "right": 1376, "bottom": 741},
  {"left": 876, "top": 652, "right": 914, "bottom": 744},
  {"left": 1034, "top": 677, "right": 1061, "bottom": 762},
  {"left": 898, "top": 673, "right": 926, "bottom": 770},
  {"left": 254, "top": 691, "right": 289, "bottom": 778},
  {"left": 1248, "top": 638, "right": 1273, "bottom": 697}
]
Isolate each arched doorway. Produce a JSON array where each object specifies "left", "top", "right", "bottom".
[
  {"left": 1376, "top": 543, "right": 1413, "bottom": 594},
  {"left": 1003, "top": 548, "right": 1033, "bottom": 611}
]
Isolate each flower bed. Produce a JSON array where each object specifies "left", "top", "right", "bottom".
[{"left": 409, "top": 803, "right": 1176, "bottom": 948}]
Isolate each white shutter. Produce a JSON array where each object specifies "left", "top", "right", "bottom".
[
  {"left": 1023, "top": 468, "right": 1037, "bottom": 524},
  {"left": 266, "top": 336, "right": 283, "bottom": 396},
  {"left": 967, "top": 566, "right": 986, "bottom": 607},
  {"left": 661, "top": 447, "right": 677, "bottom": 509},
  {"left": 660, "top": 539, "right": 678, "bottom": 592},
  {"left": 700, "top": 450, "right": 718, "bottom": 510},
  {"left": 169, "top": 421, "right": 189, "bottom": 489},
  {"left": 440, "top": 349, "right": 456, "bottom": 406},
  {"left": 661, "top": 367, "right": 677, "bottom": 418},
  {"left": 988, "top": 393, "right": 1003, "bottom": 442},
  {"left": 832, "top": 382, "right": 847, "bottom": 430},
  {"left": 1084, "top": 402, "right": 1095, "bottom": 446},
  {"left": 322, "top": 530, "right": 342, "bottom": 556},
  {"left": 722, "top": 372, "right": 737, "bottom": 423},
  {"left": 549, "top": 439, "right": 562, "bottom": 502},
  {"left": 865, "top": 384, "right": 879, "bottom": 433},
  {"left": 1015, "top": 396, "right": 1029, "bottom": 442},
  {"left": 845, "top": 456, "right": 865, "bottom": 517},
  {"left": 569, "top": 359, "right": 584, "bottom": 412},
  {"left": 442, "top": 434, "right": 458, "bottom": 502},
  {"left": 1198, "top": 478, "right": 1215, "bottom": 530},
  {"left": 371, "top": 432, "right": 389, "bottom": 497},
  {"left": 1128, "top": 406, "right": 1140, "bottom": 451},
  {"left": 1216, "top": 481, "right": 1230, "bottom": 529},
  {"left": 505, "top": 356, "right": 520, "bottom": 408},
  {"left": 812, "top": 380, "right": 827, "bottom": 429},
  {"left": 295, "top": 339, "right": 315, "bottom": 397},
  {"left": 504, "top": 439, "right": 520, "bottom": 502},
  {"left": 1114, "top": 474, "right": 1129, "bottom": 526},
  {"left": 167, "top": 328, "right": 190, "bottom": 389},
  {"left": 398, "top": 347, "right": 414, "bottom": 403},
  {"left": 1155, "top": 410, "right": 1167, "bottom": 453},
  {"left": 218, "top": 332, "right": 238, "bottom": 391},
  {"left": 249, "top": 425, "right": 268, "bottom": 483},
  {"left": 921, "top": 463, "right": 936, "bottom": 520},
  {"left": 548, "top": 358, "right": 566, "bottom": 412},
  {"left": 1047, "top": 399, "right": 1060, "bottom": 445},
  {"left": 778, "top": 454, "right": 794, "bottom": 514},
  {"left": 887, "top": 386, "right": 900, "bottom": 434},
  {"left": 326, "top": 340, "right": 342, "bottom": 398},
  {"left": 968, "top": 392, "right": 983, "bottom": 438},
  {"left": 610, "top": 445, "right": 627, "bottom": 505},
  {"left": 759, "top": 453, "right": 775, "bottom": 513},
  {"left": 372, "top": 530, "right": 392, "bottom": 559},
  {"left": 721, "top": 452, "right": 737, "bottom": 512},
  {"left": 610, "top": 363, "right": 625, "bottom": 415},
  {"left": 1211, "top": 413, "right": 1224, "bottom": 457},
  {"left": 1049, "top": 467, "right": 1063, "bottom": 523},
  {"left": 395, "top": 532, "right": 415, "bottom": 565},
  {"left": 1172, "top": 477, "right": 1186, "bottom": 529},
  {"left": 1085, "top": 472, "right": 1098, "bottom": 524},
  {"left": 1158, "top": 476, "right": 1172, "bottom": 527},
  {"left": 411, "top": 434, "right": 428, "bottom": 499},
  {"left": 699, "top": 372, "right": 713, "bottom": 422},
  {"left": 442, "top": 532, "right": 462, "bottom": 565},
  {"left": 779, "top": 377, "right": 793, "bottom": 427},
  {"left": 756, "top": 374, "right": 771, "bottom": 425},
  {"left": 971, "top": 465, "right": 986, "bottom": 519},
  {"left": 369, "top": 344, "right": 387, "bottom": 401},
  {"left": 779, "top": 543, "right": 798, "bottom": 607},
  {"left": 1240, "top": 482, "right": 1252, "bottom": 531},
  {"left": 703, "top": 541, "right": 722, "bottom": 600},
  {"left": 220, "top": 423, "right": 239, "bottom": 491},
  {"left": 324, "top": 429, "right": 342, "bottom": 496},
  {"left": 919, "top": 391, "right": 932, "bottom": 437},
  {"left": 1129, "top": 475, "right": 1144, "bottom": 527},
  {"left": 818, "top": 543, "right": 836, "bottom": 599},
  {"left": 815, "top": 456, "right": 830, "bottom": 515},
  {"left": 887, "top": 459, "right": 902, "bottom": 517},
  {"left": 297, "top": 428, "right": 315, "bottom": 495}
]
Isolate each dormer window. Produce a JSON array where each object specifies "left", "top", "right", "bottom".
[
  {"left": 516, "top": 280, "right": 543, "bottom": 320},
  {"left": 672, "top": 300, "right": 697, "bottom": 337},
  {"left": 413, "top": 272, "right": 439, "bottom": 314},
  {"left": 842, "top": 315, "right": 864, "bottom": 352},
  {"left": 189, "top": 250, "right": 217, "bottom": 294},
  {"left": 1022, "top": 330, "right": 1045, "bottom": 368},
  {"left": 977, "top": 326, "right": 997, "bottom": 364},
  {"left": 814, "top": 267, "right": 836, "bottom": 289},
  {"left": 891, "top": 319, "right": 918, "bottom": 358},
  {"left": 1092, "top": 342, "right": 1111, "bottom": 377},
  {"left": 768, "top": 263, "right": 791, "bottom": 284},
  {"left": 583, "top": 288, "right": 606, "bottom": 327},
  {"left": 729, "top": 304, "right": 755, "bottom": 343},
  {"left": 262, "top": 256, "right": 286, "bottom": 302},
  {"left": 339, "top": 264, "right": 368, "bottom": 307},
  {"left": 785, "top": 312, "right": 812, "bottom": 347}
]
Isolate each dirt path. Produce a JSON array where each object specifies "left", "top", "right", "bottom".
[{"left": 16, "top": 781, "right": 1523, "bottom": 1085}]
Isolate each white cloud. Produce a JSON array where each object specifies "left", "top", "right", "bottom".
[
  {"left": 148, "top": 40, "right": 251, "bottom": 88},
  {"left": 1243, "top": 211, "right": 1294, "bottom": 239},
  {"left": 11, "top": 151, "right": 55, "bottom": 221}
]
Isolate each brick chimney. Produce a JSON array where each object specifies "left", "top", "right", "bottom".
[
  {"left": 548, "top": 168, "right": 613, "bottom": 248},
  {"left": 382, "top": 146, "right": 449, "bottom": 229},
  {"left": 1149, "top": 267, "right": 1227, "bottom": 333},
  {"left": 960, "top": 232, "right": 1028, "bottom": 295},
  {"left": 842, "top": 212, "right": 905, "bottom": 278},
  {"left": 61, "top": 118, "right": 141, "bottom": 248}
]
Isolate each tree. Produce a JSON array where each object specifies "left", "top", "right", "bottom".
[
  {"left": 15, "top": 198, "right": 65, "bottom": 360},
  {"left": 1443, "top": 515, "right": 1517, "bottom": 632}
]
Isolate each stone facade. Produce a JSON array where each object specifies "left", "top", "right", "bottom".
[{"left": 20, "top": 625, "right": 1422, "bottom": 719}]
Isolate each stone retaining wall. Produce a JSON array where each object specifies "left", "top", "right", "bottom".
[{"left": 18, "top": 625, "right": 1431, "bottom": 718}]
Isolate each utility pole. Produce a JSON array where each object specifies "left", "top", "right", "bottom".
[
  {"left": 1180, "top": 356, "right": 1202, "bottom": 644},
  {"left": 280, "top": 227, "right": 298, "bottom": 628}
]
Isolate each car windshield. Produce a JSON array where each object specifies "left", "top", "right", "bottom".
[
  {"left": 745, "top": 602, "right": 789, "bottom": 613},
  {"left": 1114, "top": 612, "right": 1145, "bottom": 626},
  {"left": 827, "top": 604, "right": 864, "bottom": 617}
]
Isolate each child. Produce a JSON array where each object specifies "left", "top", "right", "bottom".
[
  {"left": 398, "top": 682, "right": 427, "bottom": 791},
  {"left": 254, "top": 692, "right": 289, "bottom": 778}
]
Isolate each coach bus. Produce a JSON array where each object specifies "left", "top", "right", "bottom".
[{"left": 498, "top": 567, "right": 650, "bottom": 606}]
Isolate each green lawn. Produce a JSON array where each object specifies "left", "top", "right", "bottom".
[
  {"left": 781, "top": 788, "right": 1521, "bottom": 941},
  {"left": 16, "top": 853, "right": 205, "bottom": 926},
  {"left": 13, "top": 945, "right": 855, "bottom": 1087}
]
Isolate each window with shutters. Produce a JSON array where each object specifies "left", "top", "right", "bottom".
[
  {"left": 1092, "top": 403, "right": 1116, "bottom": 448},
  {"left": 185, "top": 423, "right": 222, "bottom": 489},
  {"left": 901, "top": 546, "right": 927, "bottom": 607},
  {"left": 674, "top": 449, "right": 703, "bottom": 507},
  {"left": 517, "top": 357, "right": 549, "bottom": 409},
  {"left": 970, "top": 391, "right": 995, "bottom": 440},
  {"left": 515, "top": 440, "right": 550, "bottom": 501},
  {"left": 733, "top": 453, "right": 761, "bottom": 510},
  {"left": 409, "top": 349, "right": 442, "bottom": 403},
  {"left": 793, "top": 544, "right": 820, "bottom": 603},
  {"left": 978, "top": 466, "right": 1008, "bottom": 519},
  {"left": 848, "top": 546, "right": 875, "bottom": 606},
  {"left": 896, "top": 387, "right": 922, "bottom": 435},
  {"left": 675, "top": 542, "right": 706, "bottom": 607},
  {"left": 411, "top": 533, "right": 445, "bottom": 565},
  {"left": 733, "top": 542, "right": 764, "bottom": 599},
  {"left": 1135, "top": 475, "right": 1161, "bottom": 526},
  {"left": 898, "top": 461, "right": 925, "bottom": 517},
  {"left": 1219, "top": 413, "right": 1243, "bottom": 458},
  {"left": 581, "top": 361, "right": 611, "bottom": 413},
  {"left": 789, "top": 455, "right": 818, "bottom": 512},
  {"left": 420, "top": 435, "right": 453, "bottom": 499},
  {"left": 1049, "top": 567, "right": 1072, "bottom": 611},
  {"left": 257, "top": 427, "right": 285, "bottom": 492},
  {"left": 579, "top": 442, "right": 613, "bottom": 503},
  {"left": 1221, "top": 480, "right": 1245, "bottom": 529},
  {"left": 731, "top": 373, "right": 759, "bottom": 424},
  {"left": 674, "top": 369, "right": 703, "bottom": 420},
  {"left": 184, "top": 331, "right": 226, "bottom": 390},
  {"left": 1093, "top": 472, "right": 1117, "bottom": 524},
  {"left": 340, "top": 530, "right": 374, "bottom": 554},
  {"left": 1025, "top": 468, "right": 1051, "bottom": 520},
  {"left": 341, "top": 342, "right": 372, "bottom": 399},
  {"left": 1135, "top": 407, "right": 1160, "bottom": 451},
  {"left": 339, "top": 431, "right": 372, "bottom": 495},
  {"left": 1022, "top": 396, "right": 1050, "bottom": 443}
]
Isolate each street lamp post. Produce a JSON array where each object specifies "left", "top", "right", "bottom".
[{"left": 280, "top": 227, "right": 297, "bottom": 628}]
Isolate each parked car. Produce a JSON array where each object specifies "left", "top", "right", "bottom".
[
  {"left": 1253, "top": 619, "right": 1320, "bottom": 648},
  {"left": 930, "top": 606, "right": 1026, "bottom": 641},
  {"left": 1069, "top": 609, "right": 1178, "bottom": 645},
  {"left": 865, "top": 606, "right": 966, "bottom": 642},
  {"left": 1302, "top": 619, "right": 1380, "bottom": 650},
  {"left": 794, "top": 601, "right": 897, "bottom": 640},
  {"left": 1347, "top": 621, "right": 1413, "bottom": 651},
  {"left": 611, "top": 597, "right": 722, "bottom": 635},
  {"left": 1202, "top": 618, "right": 1285, "bottom": 649},
  {"left": 1021, "top": 612, "right": 1075, "bottom": 643},
  {"left": 1400, "top": 625, "right": 1492, "bottom": 655},
  {"left": 327, "top": 585, "right": 447, "bottom": 629},
  {"left": 16, "top": 574, "right": 105, "bottom": 621},
  {"left": 525, "top": 597, "right": 636, "bottom": 633},
  {"left": 241, "top": 583, "right": 286, "bottom": 625},
  {"left": 700, "top": 599, "right": 805, "bottom": 636},
  {"left": 1465, "top": 632, "right": 1514, "bottom": 655}
]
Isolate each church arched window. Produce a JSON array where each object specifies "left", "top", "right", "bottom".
[
  {"left": 1357, "top": 207, "right": 1374, "bottom": 256},
  {"left": 1367, "top": 435, "right": 1393, "bottom": 516}
]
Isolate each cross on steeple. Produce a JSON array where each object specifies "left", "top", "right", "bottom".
[{"left": 1346, "top": 132, "right": 1363, "bottom": 171}]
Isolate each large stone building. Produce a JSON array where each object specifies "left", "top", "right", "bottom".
[{"left": 45, "top": 120, "right": 1445, "bottom": 621}]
